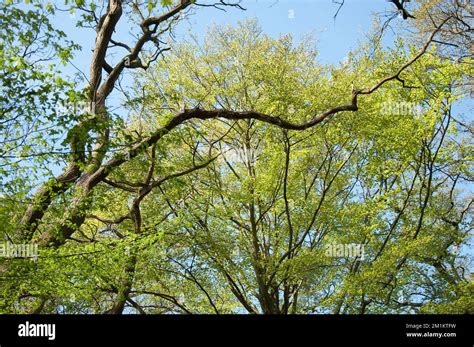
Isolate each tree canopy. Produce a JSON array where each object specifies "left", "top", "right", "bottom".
[{"left": 0, "top": 0, "right": 472, "bottom": 314}]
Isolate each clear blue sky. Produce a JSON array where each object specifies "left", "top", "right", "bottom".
[{"left": 55, "top": 0, "right": 399, "bottom": 78}]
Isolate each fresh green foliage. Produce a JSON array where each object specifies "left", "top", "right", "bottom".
[{"left": 0, "top": 2, "right": 472, "bottom": 314}]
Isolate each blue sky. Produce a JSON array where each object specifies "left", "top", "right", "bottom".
[
  {"left": 174, "top": 0, "right": 392, "bottom": 64},
  {"left": 55, "top": 0, "right": 400, "bottom": 78}
]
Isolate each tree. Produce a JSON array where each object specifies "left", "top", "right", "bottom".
[{"left": 0, "top": 1, "right": 472, "bottom": 314}]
